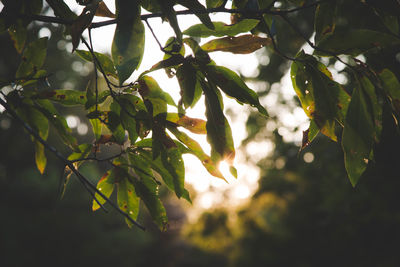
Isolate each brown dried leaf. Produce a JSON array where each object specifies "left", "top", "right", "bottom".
[{"left": 95, "top": 1, "right": 115, "bottom": 18}]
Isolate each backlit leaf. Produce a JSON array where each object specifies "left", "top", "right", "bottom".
[
  {"left": 166, "top": 113, "right": 206, "bottom": 134},
  {"left": 95, "top": 1, "right": 115, "bottom": 18},
  {"left": 176, "top": 62, "right": 203, "bottom": 108},
  {"left": 34, "top": 140, "right": 46, "bottom": 174},
  {"left": 206, "top": 65, "right": 268, "bottom": 116},
  {"left": 202, "top": 34, "right": 271, "bottom": 54},
  {"left": 168, "top": 126, "right": 226, "bottom": 181},
  {"left": 92, "top": 170, "right": 116, "bottom": 211},
  {"left": 290, "top": 51, "right": 350, "bottom": 141},
  {"left": 201, "top": 79, "right": 235, "bottom": 163},
  {"left": 342, "top": 76, "right": 376, "bottom": 186},
  {"left": 16, "top": 37, "right": 48, "bottom": 78},
  {"left": 38, "top": 89, "right": 86, "bottom": 106},
  {"left": 134, "top": 175, "right": 168, "bottom": 230},
  {"left": 112, "top": 0, "right": 144, "bottom": 84},
  {"left": 76, "top": 49, "right": 117, "bottom": 78},
  {"left": 118, "top": 177, "right": 140, "bottom": 226}
]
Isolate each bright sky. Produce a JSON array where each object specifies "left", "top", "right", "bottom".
[{"left": 2, "top": 1, "right": 311, "bottom": 214}]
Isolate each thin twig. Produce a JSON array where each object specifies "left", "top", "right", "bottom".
[{"left": 0, "top": 95, "right": 145, "bottom": 230}]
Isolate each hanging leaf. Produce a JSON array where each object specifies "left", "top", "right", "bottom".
[
  {"left": 183, "top": 38, "right": 211, "bottom": 64},
  {"left": 118, "top": 95, "right": 139, "bottom": 144},
  {"left": 34, "top": 99, "right": 78, "bottom": 150},
  {"left": 34, "top": 140, "right": 46, "bottom": 174},
  {"left": 16, "top": 37, "right": 48, "bottom": 78},
  {"left": 314, "top": 1, "right": 337, "bottom": 43},
  {"left": 176, "top": 62, "right": 203, "bottom": 109},
  {"left": 112, "top": 0, "right": 144, "bottom": 84},
  {"left": 206, "top": 65, "right": 268, "bottom": 116},
  {"left": 92, "top": 169, "right": 116, "bottom": 211},
  {"left": 156, "top": 0, "right": 182, "bottom": 42},
  {"left": 118, "top": 177, "right": 140, "bottom": 226},
  {"left": 38, "top": 89, "right": 86, "bottom": 106},
  {"left": 133, "top": 174, "right": 168, "bottom": 230},
  {"left": 46, "top": 0, "right": 77, "bottom": 20},
  {"left": 342, "top": 76, "right": 376, "bottom": 186},
  {"left": 168, "top": 126, "right": 227, "bottom": 181},
  {"left": 95, "top": 1, "right": 115, "bottom": 18},
  {"left": 8, "top": 20, "right": 27, "bottom": 54},
  {"left": 76, "top": 49, "right": 117, "bottom": 78},
  {"left": 379, "top": 69, "right": 400, "bottom": 115},
  {"left": 290, "top": 51, "right": 350, "bottom": 141},
  {"left": 108, "top": 100, "right": 126, "bottom": 144},
  {"left": 200, "top": 79, "right": 235, "bottom": 163},
  {"left": 183, "top": 19, "right": 260, "bottom": 38},
  {"left": 177, "top": 0, "right": 214, "bottom": 30},
  {"left": 166, "top": 113, "right": 206, "bottom": 134},
  {"left": 202, "top": 34, "right": 271, "bottom": 54},
  {"left": 301, "top": 120, "right": 319, "bottom": 150},
  {"left": 71, "top": 7, "right": 96, "bottom": 52},
  {"left": 138, "top": 75, "right": 176, "bottom": 116}
]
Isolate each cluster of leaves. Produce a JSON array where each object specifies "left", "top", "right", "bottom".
[
  {"left": 1, "top": 0, "right": 399, "bottom": 228},
  {"left": 0, "top": 0, "right": 271, "bottom": 229},
  {"left": 291, "top": 0, "right": 400, "bottom": 186}
]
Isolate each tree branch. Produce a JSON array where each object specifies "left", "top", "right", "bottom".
[{"left": 0, "top": 95, "right": 145, "bottom": 231}]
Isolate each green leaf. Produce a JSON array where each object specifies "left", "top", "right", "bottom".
[
  {"left": 177, "top": 0, "right": 214, "bottom": 30},
  {"left": 118, "top": 177, "right": 140, "bottom": 226},
  {"left": 183, "top": 19, "right": 260, "bottom": 38},
  {"left": 156, "top": 0, "right": 182, "bottom": 42},
  {"left": 108, "top": 100, "right": 126, "bottom": 144},
  {"left": 8, "top": 20, "right": 27, "bottom": 54},
  {"left": 168, "top": 126, "right": 226, "bottom": 181},
  {"left": 76, "top": 50, "right": 117, "bottom": 78},
  {"left": 315, "top": 29, "right": 400, "bottom": 56},
  {"left": 200, "top": 79, "right": 235, "bottom": 163},
  {"left": 183, "top": 38, "right": 211, "bottom": 64},
  {"left": 201, "top": 34, "right": 271, "bottom": 54},
  {"left": 301, "top": 120, "right": 319, "bottom": 150},
  {"left": 166, "top": 113, "right": 206, "bottom": 134},
  {"left": 92, "top": 170, "right": 116, "bottom": 211},
  {"left": 314, "top": 1, "right": 337, "bottom": 43},
  {"left": 290, "top": 51, "right": 350, "bottom": 141},
  {"left": 161, "top": 147, "right": 185, "bottom": 198},
  {"left": 342, "top": 77, "right": 376, "bottom": 186},
  {"left": 176, "top": 62, "right": 203, "bottom": 109},
  {"left": 34, "top": 99, "right": 78, "bottom": 150},
  {"left": 67, "top": 143, "right": 92, "bottom": 162},
  {"left": 138, "top": 76, "right": 176, "bottom": 116},
  {"left": 38, "top": 89, "right": 86, "bottom": 106},
  {"left": 16, "top": 37, "right": 48, "bottom": 78},
  {"left": 206, "top": 65, "right": 268, "bottom": 116},
  {"left": 379, "top": 69, "right": 400, "bottom": 115},
  {"left": 206, "top": 0, "right": 226, "bottom": 8},
  {"left": 46, "top": 0, "right": 77, "bottom": 20},
  {"left": 34, "top": 140, "right": 46, "bottom": 174},
  {"left": 133, "top": 173, "right": 168, "bottom": 230},
  {"left": 118, "top": 95, "right": 139, "bottom": 144},
  {"left": 112, "top": 0, "right": 144, "bottom": 84}
]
